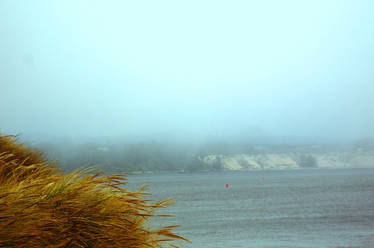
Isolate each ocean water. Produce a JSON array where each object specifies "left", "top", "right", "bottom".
[{"left": 127, "top": 169, "right": 374, "bottom": 248}]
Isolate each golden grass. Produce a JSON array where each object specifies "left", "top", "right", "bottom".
[{"left": 0, "top": 135, "right": 189, "bottom": 247}]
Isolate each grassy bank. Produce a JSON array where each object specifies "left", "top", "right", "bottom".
[{"left": 0, "top": 135, "right": 188, "bottom": 247}]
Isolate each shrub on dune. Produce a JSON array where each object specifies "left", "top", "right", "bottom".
[{"left": 0, "top": 135, "right": 188, "bottom": 248}]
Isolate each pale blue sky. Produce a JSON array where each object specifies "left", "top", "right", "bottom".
[{"left": 1, "top": 1, "right": 373, "bottom": 141}]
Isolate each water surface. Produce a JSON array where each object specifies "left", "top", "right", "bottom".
[{"left": 128, "top": 169, "right": 374, "bottom": 248}]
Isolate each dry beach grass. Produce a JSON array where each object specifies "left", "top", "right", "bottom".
[{"left": 0, "top": 135, "right": 188, "bottom": 247}]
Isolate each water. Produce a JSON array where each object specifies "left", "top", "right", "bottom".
[{"left": 127, "top": 169, "right": 374, "bottom": 248}]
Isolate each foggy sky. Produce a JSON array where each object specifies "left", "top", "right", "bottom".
[{"left": 1, "top": 1, "right": 373, "bottom": 142}]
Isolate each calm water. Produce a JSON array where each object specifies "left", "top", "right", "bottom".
[{"left": 127, "top": 169, "right": 374, "bottom": 248}]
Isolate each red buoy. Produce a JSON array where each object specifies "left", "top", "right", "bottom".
[{"left": 225, "top": 183, "right": 230, "bottom": 188}]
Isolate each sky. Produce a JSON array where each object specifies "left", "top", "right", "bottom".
[{"left": 1, "top": 0, "right": 373, "bottom": 142}]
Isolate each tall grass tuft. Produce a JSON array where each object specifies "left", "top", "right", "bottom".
[{"left": 0, "top": 135, "right": 189, "bottom": 247}]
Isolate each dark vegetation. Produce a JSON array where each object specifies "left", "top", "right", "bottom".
[
  {"left": 297, "top": 154, "right": 318, "bottom": 168},
  {"left": 0, "top": 135, "right": 188, "bottom": 247},
  {"left": 36, "top": 141, "right": 210, "bottom": 173}
]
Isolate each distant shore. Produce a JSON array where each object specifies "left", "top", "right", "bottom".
[
  {"left": 33, "top": 139, "right": 374, "bottom": 173},
  {"left": 200, "top": 150, "right": 374, "bottom": 171}
]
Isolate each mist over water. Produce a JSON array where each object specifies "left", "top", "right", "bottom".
[
  {"left": 2, "top": 3, "right": 374, "bottom": 248},
  {"left": 1, "top": 1, "right": 373, "bottom": 143}
]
